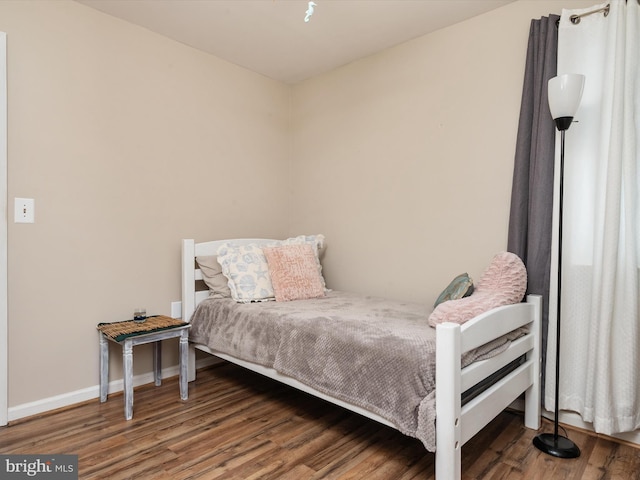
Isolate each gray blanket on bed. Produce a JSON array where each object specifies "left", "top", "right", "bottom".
[{"left": 189, "top": 291, "right": 519, "bottom": 451}]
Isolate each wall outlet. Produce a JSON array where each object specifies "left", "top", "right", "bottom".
[
  {"left": 171, "top": 301, "right": 182, "bottom": 319},
  {"left": 14, "top": 198, "right": 35, "bottom": 223}
]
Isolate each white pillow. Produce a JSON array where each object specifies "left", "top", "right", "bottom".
[{"left": 281, "top": 234, "right": 325, "bottom": 253}]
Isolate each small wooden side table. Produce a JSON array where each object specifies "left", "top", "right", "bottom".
[{"left": 97, "top": 315, "right": 191, "bottom": 420}]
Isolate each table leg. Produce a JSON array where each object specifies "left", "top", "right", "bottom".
[
  {"left": 123, "top": 339, "right": 133, "bottom": 420},
  {"left": 179, "top": 330, "right": 189, "bottom": 400},
  {"left": 99, "top": 333, "right": 109, "bottom": 403},
  {"left": 154, "top": 341, "right": 162, "bottom": 386}
]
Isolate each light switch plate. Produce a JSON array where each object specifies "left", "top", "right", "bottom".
[
  {"left": 171, "top": 301, "right": 182, "bottom": 319},
  {"left": 15, "top": 198, "right": 34, "bottom": 223}
]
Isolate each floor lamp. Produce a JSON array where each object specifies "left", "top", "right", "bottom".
[{"left": 533, "top": 73, "right": 585, "bottom": 458}]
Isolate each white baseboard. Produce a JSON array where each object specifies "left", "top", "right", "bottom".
[
  {"left": 8, "top": 357, "right": 219, "bottom": 422},
  {"left": 543, "top": 409, "right": 640, "bottom": 447}
]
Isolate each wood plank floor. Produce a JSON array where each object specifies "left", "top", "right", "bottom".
[{"left": 1, "top": 363, "right": 639, "bottom": 479}]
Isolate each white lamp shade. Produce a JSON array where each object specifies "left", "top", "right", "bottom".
[{"left": 548, "top": 74, "right": 585, "bottom": 120}]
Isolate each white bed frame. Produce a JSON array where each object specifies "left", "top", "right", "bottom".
[{"left": 182, "top": 238, "right": 541, "bottom": 480}]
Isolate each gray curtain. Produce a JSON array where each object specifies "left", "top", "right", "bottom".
[{"left": 507, "top": 15, "right": 558, "bottom": 392}]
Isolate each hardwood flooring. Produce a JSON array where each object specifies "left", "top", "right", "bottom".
[{"left": 1, "top": 363, "right": 639, "bottom": 479}]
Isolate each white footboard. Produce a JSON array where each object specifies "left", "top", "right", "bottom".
[{"left": 435, "top": 294, "right": 541, "bottom": 480}]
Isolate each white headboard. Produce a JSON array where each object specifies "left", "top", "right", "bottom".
[{"left": 181, "top": 238, "right": 277, "bottom": 322}]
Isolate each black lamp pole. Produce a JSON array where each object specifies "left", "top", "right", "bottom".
[{"left": 532, "top": 121, "right": 580, "bottom": 458}]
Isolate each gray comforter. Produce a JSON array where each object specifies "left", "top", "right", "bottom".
[{"left": 189, "top": 291, "right": 518, "bottom": 451}]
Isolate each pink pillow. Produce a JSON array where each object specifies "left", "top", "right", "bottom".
[
  {"left": 262, "top": 244, "right": 325, "bottom": 302},
  {"left": 428, "top": 252, "right": 527, "bottom": 326}
]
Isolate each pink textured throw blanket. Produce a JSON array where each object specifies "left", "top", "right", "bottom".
[{"left": 189, "top": 291, "right": 522, "bottom": 451}]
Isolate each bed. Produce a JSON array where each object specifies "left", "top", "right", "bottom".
[{"left": 181, "top": 238, "right": 541, "bottom": 480}]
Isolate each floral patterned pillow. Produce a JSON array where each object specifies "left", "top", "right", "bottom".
[{"left": 216, "top": 243, "right": 275, "bottom": 303}]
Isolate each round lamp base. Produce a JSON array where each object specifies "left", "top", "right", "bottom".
[{"left": 533, "top": 433, "right": 580, "bottom": 458}]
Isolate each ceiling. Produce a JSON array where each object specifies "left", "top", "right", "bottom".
[{"left": 77, "top": 0, "right": 516, "bottom": 84}]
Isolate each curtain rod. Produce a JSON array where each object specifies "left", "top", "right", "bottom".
[
  {"left": 569, "top": 0, "right": 638, "bottom": 25},
  {"left": 569, "top": 4, "right": 609, "bottom": 24}
]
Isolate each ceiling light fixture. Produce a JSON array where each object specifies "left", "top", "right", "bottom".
[{"left": 304, "top": 1, "right": 317, "bottom": 23}]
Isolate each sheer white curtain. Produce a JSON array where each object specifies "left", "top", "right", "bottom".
[{"left": 544, "top": 0, "right": 640, "bottom": 435}]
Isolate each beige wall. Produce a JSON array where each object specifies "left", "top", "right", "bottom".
[
  {"left": 1, "top": 0, "right": 596, "bottom": 412},
  {"left": 2, "top": 1, "right": 290, "bottom": 407},
  {"left": 290, "top": 0, "right": 594, "bottom": 304}
]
